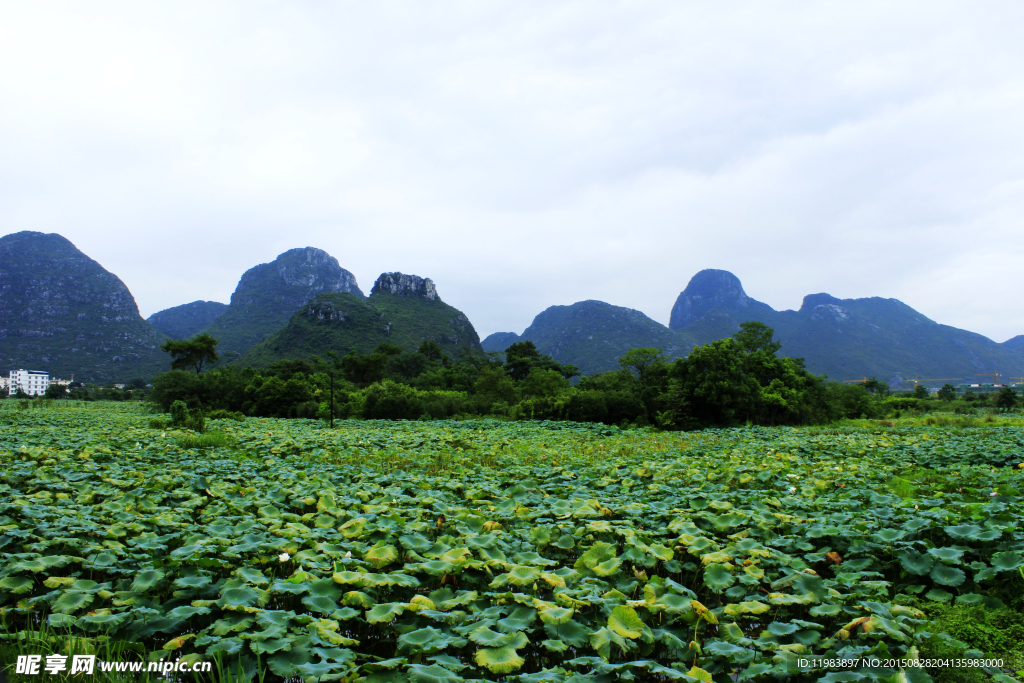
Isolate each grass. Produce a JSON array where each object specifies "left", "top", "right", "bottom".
[{"left": 174, "top": 430, "right": 231, "bottom": 449}]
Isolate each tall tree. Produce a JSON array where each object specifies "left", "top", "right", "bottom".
[
  {"left": 732, "top": 321, "right": 782, "bottom": 355},
  {"left": 161, "top": 334, "right": 220, "bottom": 374}
]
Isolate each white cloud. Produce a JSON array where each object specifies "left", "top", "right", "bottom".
[{"left": 2, "top": 1, "right": 1024, "bottom": 341}]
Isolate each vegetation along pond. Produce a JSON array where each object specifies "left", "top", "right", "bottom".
[{"left": 1, "top": 402, "right": 1022, "bottom": 682}]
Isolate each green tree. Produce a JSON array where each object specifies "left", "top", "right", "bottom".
[
  {"left": 995, "top": 386, "right": 1017, "bottom": 412},
  {"left": 937, "top": 384, "right": 957, "bottom": 401},
  {"left": 732, "top": 321, "right": 782, "bottom": 355},
  {"left": 44, "top": 383, "right": 68, "bottom": 399},
  {"left": 474, "top": 365, "right": 515, "bottom": 403},
  {"left": 913, "top": 385, "right": 928, "bottom": 399},
  {"left": 417, "top": 340, "right": 449, "bottom": 365},
  {"left": 863, "top": 378, "right": 889, "bottom": 396},
  {"left": 161, "top": 334, "right": 220, "bottom": 374},
  {"left": 665, "top": 339, "right": 759, "bottom": 429},
  {"left": 521, "top": 368, "right": 569, "bottom": 399},
  {"left": 618, "top": 348, "right": 667, "bottom": 390}
]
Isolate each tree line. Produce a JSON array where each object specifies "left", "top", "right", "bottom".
[{"left": 146, "top": 321, "right": 919, "bottom": 429}]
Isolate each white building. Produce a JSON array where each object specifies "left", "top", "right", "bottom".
[{"left": 9, "top": 370, "right": 49, "bottom": 397}]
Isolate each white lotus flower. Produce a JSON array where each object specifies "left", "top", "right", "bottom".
[
  {"left": 990, "top": 492, "right": 997, "bottom": 497},
  {"left": 788, "top": 487, "right": 797, "bottom": 493},
  {"left": 344, "top": 551, "right": 352, "bottom": 559},
  {"left": 278, "top": 552, "right": 290, "bottom": 562}
]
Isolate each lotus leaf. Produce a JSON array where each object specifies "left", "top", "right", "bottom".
[
  {"left": 930, "top": 565, "right": 967, "bottom": 587},
  {"left": 944, "top": 524, "right": 983, "bottom": 540},
  {"left": 475, "top": 645, "right": 525, "bottom": 674},
  {"left": 991, "top": 551, "right": 1024, "bottom": 571},
  {"left": 703, "top": 563, "right": 735, "bottom": 592},
  {"left": 367, "top": 602, "right": 405, "bottom": 624},
  {"left": 407, "top": 663, "right": 465, "bottom": 683},
  {"left": 608, "top": 605, "right": 645, "bottom": 639},
  {"left": 898, "top": 550, "right": 934, "bottom": 575}
]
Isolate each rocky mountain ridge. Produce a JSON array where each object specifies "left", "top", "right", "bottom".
[
  {"left": 199, "top": 247, "right": 364, "bottom": 356},
  {"left": 239, "top": 274, "right": 482, "bottom": 367},
  {"left": 147, "top": 300, "right": 228, "bottom": 340},
  {"left": 0, "top": 231, "right": 168, "bottom": 381}
]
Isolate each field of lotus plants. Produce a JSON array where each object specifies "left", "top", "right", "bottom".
[{"left": 0, "top": 401, "right": 1022, "bottom": 682}]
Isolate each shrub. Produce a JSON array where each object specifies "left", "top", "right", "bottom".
[
  {"left": 169, "top": 400, "right": 189, "bottom": 426},
  {"left": 176, "top": 431, "right": 230, "bottom": 449},
  {"left": 148, "top": 417, "right": 168, "bottom": 429},
  {"left": 363, "top": 380, "right": 425, "bottom": 420},
  {"left": 206, "top": 409, "right": 245, "bottom": 421}
]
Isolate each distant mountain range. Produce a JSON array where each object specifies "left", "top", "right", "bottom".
[
  {"left": 200, "top": 247, "right": 364, "bottom": 358},
  {"left": 2, "top": 231, "right": 1023, "bottom": 386},
  {"left": 484, "top": 269, "right": 1024, "bottom": 385},
  {"left": 238, "top": 273, "right": 481, "bottom": 367},
  {"left": 0, "top": 232, "right": 167, "bottom": 382},
  {"left": 147, "top": 301, "right": 228, "bottom": 340}
]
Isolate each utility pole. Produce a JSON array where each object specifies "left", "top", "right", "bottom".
[{"left": 330, "top": 371, "right": 334, "bottom": 429}]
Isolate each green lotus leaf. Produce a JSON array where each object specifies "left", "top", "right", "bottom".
[
  {"left": 301, "top": 595, "right": 341, "bottom": 615},
  {"left": 397, "top": 627, "right": 451, "bottom": 655},
  {"left": 944, "top": 524, "right": 983, "bottom": 541},
  {"left": 339, "top": 518, "right": 368, "bottom": 538},
  {"left": 928, "top": 547, "right": 964, "bottom": 564},
  {"left": 924, "top": 588, "right": 953, "bottom": 602},
  {"left": 407, "top": 663, "right": 465, "bottom": 683},
  {"left": 474, "top": 645, "right": 525, "bottom": 674},
  {"left": 332, "top": 571, "right": 366, "bottom": 586},
  {"left": 723, "top": 601, "right": 770, "bottom": 616},
  {"left": 131, "top": 569, "right": 164, "bottom": 591},
  {"left": 767, "top": 621, "right": 799, "bottom": 636},
  {"left": 78, "top": 612, "right": 129, "bottom": 628},
  {"left": 250, "top": 637, "right": 291, "bottom": 654},
  {"left": 52, "top": 591, "right": 94, "bottom": 614},
  {"left": 0, "top": 576, "right": 35, "bottom": 595},
  {"left": 426, "top": 654, "right": 467, "bottom": 672},
  {"left": 541, "top": 639, "right": 569, "bottom": 653},
  {"left": 538, "top": 606, "right": 574, "bottom": 625},
  {"left": 218, "top": 586, "right": 260, "bottom": 608},
  {"left": 703, "top": 563, "right": 735, "bottom": 592},
  {"left": 419, "top": 560, "right": 455, "bottom": 576},
  {"left": 497, "top": 606, "right": 537, "bottom": 632},
  {"left": 206, "top": 638, "right": 244, "bottom": 656},
  {"left": 468, "top": 625, "right": 514, "bottom": 647},
  {"left": 307, "top": 577, "right": 342, "bottom": 600},
  {"left": 166, "top": 605, "right": 211, "bottom": 619},
  {"left": 704, "top": 640, "right": 754, "bottom": 662},
  {"left": 575, "top": 541, "right": 617, "bottom": 569},
  {"left": 342, "top": 591, "right": 374, "bottom": 608},
  {"left": 365, "top": 544, "right": 399, "bottom": 569},
  {"left": 507, "top": 565, "right": 541, "bottom": 586},
  {"left": 991, "top": 552, "right": 1024, "bottom": 572},
  {"left": 898, "top": 550, "right": 934, "bottom": 575},
  {"left": 808, "top": 604, "right": 842, "bottom": 617},
  {"left": 589, "top": 626, "right": 631, "bottom": 661},
  {"left": 400, "top": 534, "right": 433, "bottom": 553},
  {"left": 930, "top": 565, "right": 967, "bottom": 587},
  {"left": 367, "top": 602, "right": 405, "bottom": 624},
  {"left": 47, "top": 613, "right": 77, "bottom": 628},
  {"left": 608, "top": 605, "right": 645, "bottom": 639},
  {"left": 85, "top": 552, "right": 117, "bottom": 567},
  {"left": 874, "top": 529, "right": 905, "bottom": 543},
  {"left": 235, "top": 567, "right": 269, "bottom": 586},
  {"left": 173, "top": 575, "right": 212, "bottom": 590},
  {"left": 271, "top": 579, "right": 309, "bottom": 595},
  {"left": 792, "top": 573, "right": 827, "bottom": 602}
]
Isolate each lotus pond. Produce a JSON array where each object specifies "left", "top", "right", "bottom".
[{"left": 1, "top": 402, "right": 1022, "bottom": 682}]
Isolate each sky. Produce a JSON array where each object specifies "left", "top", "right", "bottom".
[{"left": 3, "top": 2, "right": 1024, "bottom": 341}]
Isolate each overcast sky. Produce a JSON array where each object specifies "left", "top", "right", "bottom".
[{"left": 3, "top": 2, "right": 1024, "bottom": 341}]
